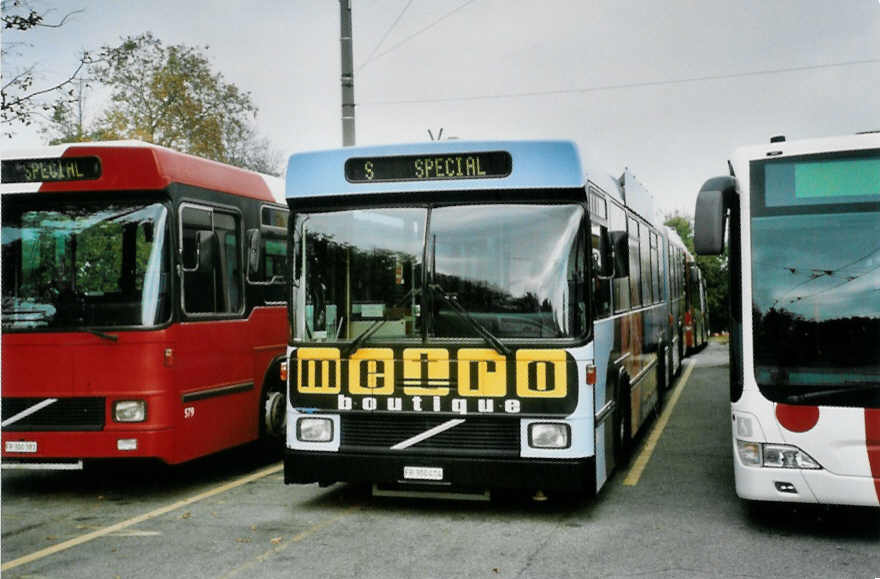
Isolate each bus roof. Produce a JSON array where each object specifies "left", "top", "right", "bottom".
[
  {"left": 731, "top": 131, "right": 880, "bottom": 163},
  {"left": 285, "top": 140, "right": 585, "bottom": 199},
  {"left": 1, "top": 140, "right": 283, "bottom": 203}
]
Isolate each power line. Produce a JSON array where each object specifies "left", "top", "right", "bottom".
[
  {"left": 358, "top": 0, "right": 413, "bottom": 71},
  {"left": 358, "top": 57, "right": 880, "bottom": 106},
  {"left": 357, "top": 0, "right": 480, "bottom": 71},
  {"left": 789, "top": 261, "right": 880, "bottom": 305}
]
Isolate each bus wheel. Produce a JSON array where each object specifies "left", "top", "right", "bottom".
[
  {"left": 613, "top": 386, "right": 632, "bottom": 465},
  {"left": 262, "top": 389, "right": 285, "bottom": 441}
]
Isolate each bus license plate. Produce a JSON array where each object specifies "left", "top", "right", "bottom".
[
  {"left": 403, "top": 466, "right": 443, "bottom": 481},
  {"left": 5, "top": 441, "right": 37, "bottom": 453}
]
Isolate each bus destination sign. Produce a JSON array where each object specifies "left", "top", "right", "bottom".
[
  {"left": 2, "top": 156, "right": 102, "bottom": 184},
  {"left": 345, "top": 151, "right": 512, "bottom": 183}
]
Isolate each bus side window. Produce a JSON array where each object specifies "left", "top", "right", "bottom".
[
  {"left": 628, "top": 217, "right": 642, "bottom": 308},
  {"left": 214, "top": 212, "right": 243, "bottom": 313},
  {"left": 591, "top": 226, "right": 611, "bottom": 318},
  {"left": 609, "top": 202, "right": 629, "bottom": 313},
  {"left": 639, "top": 224, "right": 651, "bottom": 304},
  {"left": 180, "top": 206, "right": 242, "bottom": 315},
  {"left": 246, "top": 230, "right": 287, "bottom": 304},
  {"left": 249, "top": 206, "right": 288, "bottom": 304}
]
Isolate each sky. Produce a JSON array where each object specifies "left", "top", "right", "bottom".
[{"left": 3, "top": 0, "right": 880, "bottom": 216}]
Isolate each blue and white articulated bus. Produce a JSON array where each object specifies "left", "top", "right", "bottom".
[{"left": 283, "top": 140, "right": 686, "bottom": 496}]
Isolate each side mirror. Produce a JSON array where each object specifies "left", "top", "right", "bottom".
[
  {"left": 694, "top": 176, "right": 737, "bottom": 255},
  {"left": 247, "top": 228, "right": 262, "bottom": 276},
  {"left": 196, "top": 230, "right": 217, "bottom": 272},
  {"left": 610, "top": 231, "right": 629, "bottom": 279}
]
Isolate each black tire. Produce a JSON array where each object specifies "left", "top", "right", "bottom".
[
  {"left": 258, "top": 363, "right": 286, "bottom": 453},
  {"left": 613, "top": 383, "right": 632, "bottom": 466}
]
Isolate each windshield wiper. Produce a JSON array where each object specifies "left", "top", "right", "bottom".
[
  {"left": 780, "top": 383, "right": 880, "bottom": 404},
  {"left": 341, "top": 287, "right": 418, "bottom": 357},
  {"left": 429, "top": 283, "right": 511, "bottom": 357}
]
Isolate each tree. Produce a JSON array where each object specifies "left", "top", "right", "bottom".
[
  {"left": 1, "top": 0, "right": 89, "bottom": 138},
  {"left": 665, "top": 211, "right": 730, "bottom": 333},
  {"left": 44, "top": 32, "right": 281, "bottom": 174}
]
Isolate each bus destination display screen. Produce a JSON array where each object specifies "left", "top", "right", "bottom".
[
  {"left": 2, "top": 157, "right": 102, "bottom": 184},
  {"left": 345, "top": 151, "right": 512, "bottom": 183},
  {"left": 761, "top": 153, "right": 880, "bottom": 208}
]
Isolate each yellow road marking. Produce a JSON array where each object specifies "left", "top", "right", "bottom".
[
  {"left": 1, "top": 462, "right": 283, "bottom": 572},
  {"left": 623, "top": 360, "right": 696, "bottom": 486}
]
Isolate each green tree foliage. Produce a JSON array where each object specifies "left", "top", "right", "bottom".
[
  {"left": 665, "top": 212, "right": 730, "bottom": 333},
  {"left": 44, "top": 32, "right": 280, "bottom": 174}
]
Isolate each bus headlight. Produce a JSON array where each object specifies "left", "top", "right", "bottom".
[
  {"left": 736, "top": 440, "right": 821, "bottom": 469},
  {"left": 528, "top": 423, "right": 570, "bottom": 449},
  {"left": 297, "top": 417, "right": 334, "bottom": 442},
  {"left": 735, "top": 440, "right": 762, "bottom": 466},
  {"left": 114, "top": 400, "right": 146, "bottom": 422},
  {"left": 762, "top": 444, "right": 821, "bottom": 469}
]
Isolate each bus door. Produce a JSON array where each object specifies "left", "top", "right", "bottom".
[{"left": 175, "top": 203, "right": 253, "bottom": 461}]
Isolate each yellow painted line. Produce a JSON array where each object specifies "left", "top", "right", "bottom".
[
  {"left": 1, "top": 462, "right": 283, "bottom": 572},
  {"left": 623, "top": 360, "right": 696, "bottom": 486},
  {"left": 219, "top": 503, "right": 362, "bottom": 579}
]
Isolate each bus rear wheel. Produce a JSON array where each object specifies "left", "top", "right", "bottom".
[{"left": 613, "top": 385, "right": 632, "bottom": 466}]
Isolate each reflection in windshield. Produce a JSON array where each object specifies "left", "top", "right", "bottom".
[
  {"left": 430, "top": 204, "right": 585, "bottom": 339},
  {"left": 293, "top": 203, "right": 586, "bottom": 342},
  {"left": 295, "top": 208, "right": 425, "bottom": 341},
  {"left": 2, "top": 201, "right": 170, "bottom": 330},
  {"left": 751, "top": 210, "right": 880, "bottom": 389}
]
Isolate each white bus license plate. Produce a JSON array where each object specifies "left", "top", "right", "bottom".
[
  {"left": 403, "top": 466, "right": 443, "bottom": 481},
  {"left": 5, "top": 441, "right": 37, "bottom": 453}
]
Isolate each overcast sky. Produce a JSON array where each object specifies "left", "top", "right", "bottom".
[{"left": 4, "top": 0, "right": 879, "bottom": 215}]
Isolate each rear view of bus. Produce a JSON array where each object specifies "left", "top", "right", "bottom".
[{"left": 695, "top": 133, "right": 879, "bottom": 506}]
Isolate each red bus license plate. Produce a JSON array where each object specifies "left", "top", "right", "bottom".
[{"left": 5, "top": 441, "right": 37, "bottom": 453}]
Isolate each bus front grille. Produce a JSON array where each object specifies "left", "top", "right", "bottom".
[
  {"left": 1, "top": 397, "right": 105, "bottom": 431},
  {"left": 340, "top": 414, "right": 520, "bottom": 457}
]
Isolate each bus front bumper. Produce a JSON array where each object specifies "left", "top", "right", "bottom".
[
  {"left": 1, "top": 428, "right": 176, "bottom": 468},
  {"left": 284, "top": 449, "right": 595, "bottom": 493}
]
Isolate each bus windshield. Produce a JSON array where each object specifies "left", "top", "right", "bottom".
[
  {"left": 293, "top": 203, "right": 586, "bottom": 342},
  {"left": 750, "top": 152, "right": 880, "bottom": 398},
  {"left": 2, "top": 200, "right": 171, "bottom": 330}
]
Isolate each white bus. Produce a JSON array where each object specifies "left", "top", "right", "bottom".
[{"left": 694, "top": 132, "right": 879, "bottom": 506}]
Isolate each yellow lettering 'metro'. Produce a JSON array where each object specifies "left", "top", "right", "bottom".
[
  {"left": 297, "top": 348, "right": 341, "bottom": 394},
  {"left": 348, "top": 348, "right": 394, "bottom": 395},
  {"left": 402, "top": 348, "right": 450, "bottom": 396},
  {"left": 457, "top": 349, "right": 507, "bottom": 397},
  {"left": 516, "top": 349, "right": 567, "bottom": 398}
]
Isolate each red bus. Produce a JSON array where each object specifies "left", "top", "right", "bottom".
[
  {"left": 665, "top": 227, "right": 709, "bottom": 362},
  {"left": 1, "top": 141, "right": 288, "bottom": 469},
  {"left": 684, "top": 249, "right": 710, "bottom": 354}
]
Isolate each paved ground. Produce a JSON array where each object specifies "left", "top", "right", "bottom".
[{"left": 3, "top": 341, "right": 879, "bottom": 578}]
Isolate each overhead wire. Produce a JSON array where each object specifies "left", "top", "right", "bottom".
[
  {"left": 789, "top": 261, "right": 880, "bottom": 305},
  {"left": 358, "top": 0, "right": 414, "bottom": 71},
  {"left": 358, "top": 57, "right": 880, "bottom": 106},
  {"left": 357, "top": 0, "right": 480, "bottom": 72}
]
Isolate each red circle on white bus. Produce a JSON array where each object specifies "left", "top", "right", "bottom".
[{"left": 776, "top": 403, "right": 820, "bottom": 433}]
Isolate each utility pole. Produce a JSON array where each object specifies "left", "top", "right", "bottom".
[{"left": 340, "top": 0, "right": 355, "bottom": 146}]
